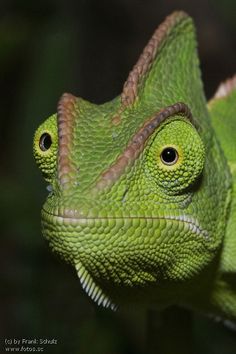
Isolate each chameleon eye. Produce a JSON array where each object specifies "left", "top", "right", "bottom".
[
  {"left": 145, "top": 120, "right": 205, "bottom": 194},
  {"left": 160, "top": 147, "right": 178, "bottom": 165},
  {"left": 33, "top": 114, "right": 58, "bottom": 183},
  {"left": 39, "top": 133, "right": 52, "bottom": 152}
]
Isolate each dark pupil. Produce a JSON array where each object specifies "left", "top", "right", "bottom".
[
  {"left": 161, "top": 147, "right": 178, "bottom": 165},
  {"left": 39, "top": 133, "right": 52, "bottom": 151}
]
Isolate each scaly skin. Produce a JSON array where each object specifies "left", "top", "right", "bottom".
[{"left": 33, "top": 12, "right": 236, "bottom": 320}]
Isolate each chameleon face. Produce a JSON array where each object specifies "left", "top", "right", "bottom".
[{"left": 33, "top": 12, "right": 231, "bottom": 309}]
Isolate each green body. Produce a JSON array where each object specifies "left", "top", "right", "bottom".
[{"left": 33, "top": 12, "right": 236, "bottom": 320}]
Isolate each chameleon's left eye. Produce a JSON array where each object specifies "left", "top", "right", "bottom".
[
  {"left": 160, "top": 147, "right": 178, "bottom": 165},
  {"left": 145, "top": 119, "right": 205, "bottom": 194}
]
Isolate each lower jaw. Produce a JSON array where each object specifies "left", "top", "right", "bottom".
[
  {"left": 41, "top": 207, "right": 217, "bottom": 310},
  {"left": 41, "top": 208, "right": 211, "bottom": 279}
]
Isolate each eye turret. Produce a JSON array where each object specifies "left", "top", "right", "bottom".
[
  {"left": 146, "top": 119, "right": 205, "bottom": 194},
  {"left": 33, "top": 114, "right": 58, "bottom": 183}
]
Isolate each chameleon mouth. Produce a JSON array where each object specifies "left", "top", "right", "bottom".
[
  {"left": 41, "top": 208, "right": 209, "bottom": 310},
  {"left": 42, "top": 207, "right": 208, "bottom": 239}
]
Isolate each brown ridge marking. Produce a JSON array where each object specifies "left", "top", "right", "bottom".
[
  {"left": 95, "top": 102, "right": 194, "bottom": 191},
  {"left": 213, "top": 74, "right": 236, "bottom": 99},
  {"left": 120, "top": 11, "right": 188, "bottom": 108},
  {"left": 57, "top": 92, "right": 77, "bottom": 189},
  {"left": 111, "top": 115, "right": 122, "bottom": 126}
]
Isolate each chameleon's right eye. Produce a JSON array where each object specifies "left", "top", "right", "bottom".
[
  {"left": 33, "top": 114, "right": 58, "bottom": 183},
  {"left": 39, "top": 133, "right": 52, "bottom": 152}
]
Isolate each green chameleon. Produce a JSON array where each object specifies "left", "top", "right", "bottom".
[{"left": 33, "top": 11, "right": 236, "bottom": 322}]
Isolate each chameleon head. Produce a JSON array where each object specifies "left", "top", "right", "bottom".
[
  {"left": 33, "top": 94, "right": 217, "bottom": 309},
  {"left": 33, "top": 12, "right": 230, "bottom": 309}
]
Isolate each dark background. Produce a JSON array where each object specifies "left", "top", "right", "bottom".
[{"left": 1, "top": 0, "right": 236, "bottom": 353}]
